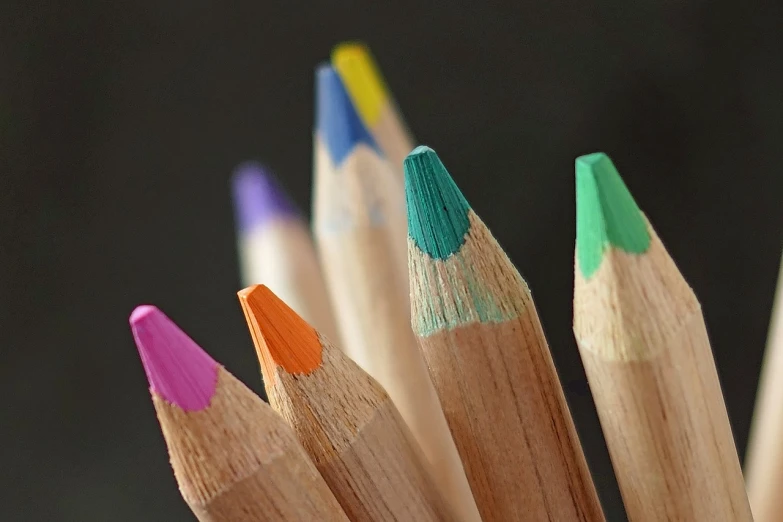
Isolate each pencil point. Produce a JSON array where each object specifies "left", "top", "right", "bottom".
[
  {"left": 332, "top": 42, "right": 389, "bottom": 126},
  {"left": 231, "top": 162, "right": 299, "bottom": 233},
  {"left": 315, "top": 64, "right": 380, "bottom": 165},
  {"left": 237, "top": 285, "right": 322, "bottom": 377},
  {"left": 130, "top": 305, "right": 218, "bottom": 411},
  {"left": 404, "top": 146, "right": 471, "bottom": 259},
  {"left": 575, "top": 152, "right": 650, "bottom": 278}
]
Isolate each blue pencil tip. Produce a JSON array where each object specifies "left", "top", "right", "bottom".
[{"left": 315, "top": 64, "right": 380, "bottom": 165}]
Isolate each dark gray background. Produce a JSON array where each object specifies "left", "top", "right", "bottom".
[{"left": 3, "top": 1, "right": 783, "bottom": 520}]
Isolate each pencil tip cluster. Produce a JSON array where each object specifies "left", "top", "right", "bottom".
[
  {"left": 575, "top": 152, "right": 650, "bottom": 278},
  {"left": 404, "top": 146, "right": 472, "bottom": 260},
  {"left": 129, "top": 305, "right": 218, "bottom": 411}
]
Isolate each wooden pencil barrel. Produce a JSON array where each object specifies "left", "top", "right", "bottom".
[{"left": 574, "top": 235, "right": 752, "bottom": 522}]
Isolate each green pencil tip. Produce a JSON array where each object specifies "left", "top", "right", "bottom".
[
  {"left": 404, "top": 146, "right": 471, "bottom": 259},
  {"left": 575, "top": 152, "right": 650, "bottom": 278}
]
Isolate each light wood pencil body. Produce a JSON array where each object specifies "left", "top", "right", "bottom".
[
  {"left": 314, "top": 142, "right": 409, "bottom": 327},
  {"left": 238, "top": 218, "right": 340, "bottom": 342},
  {"left": 574, "top": 230, "right": 752, "bottom": 521},
  {"left": 268, "top": 344, "right": 455, "bottom": 521},
  {"left": 313, "top": 138, "right": 479, "bottom": 520},
  {"left": 411, "top": 214, "right": 605, "bottom": 522},
  {"left": 155, "top": 368, "right": 349, "bottom": 522},
  {"left": 370, "top": 103, "right": 414, "bottom": 174},
  {"left": 745, "top": 255, "right": 783, "bottom": 521}
]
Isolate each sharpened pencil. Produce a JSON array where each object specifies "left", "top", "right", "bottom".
[
  {"left": 406, "top": 146, "right": 605, "bottom": 522},
  {"left": 237, "top": 284, "right": 459, "bottom": 522},
  {"left": 745, "top": 253, "right": 783, "bottom": 522},
  {"left": 313, "top": 63, "right": 407, "bottom": 280},
  {"left": 332, "top": 42, "right": 414, "bottom": 174},
  {"left": 313, "top": 66, "right": 480, "bottom": 521},
  {"left": 129, "top": 305, "right": 349, "bottom": 522},
  {"left": 572, "top": 153, "right": 752, "bottom": 521},
  {"left": 232, "top": 162, "right": 340, "bottom": 342}
]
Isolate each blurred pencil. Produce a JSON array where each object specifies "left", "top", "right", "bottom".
[
  {"left": 238, "top": 284, "right": 458, "bottom": 521},
  {"left": 129, "top": 305, "right": 349, "bottom": 522},
  {"left": 405, "top": 146, "right": 605, "bottom": 521},
  {"left": 312, "top": 66, "right": 480, "bottom": 521},
  {"left": 314, "top": 63, "right": 407, "bottom": 276},
  {"left": 332, "top": 42, "right": 415, "bottom": 173},
  {"left": 232, "top": 162, "right": 340, "bottom": 343},
  {"left": 572, "top": 153, "right": 752, "bottom": 521},
  {"left": 745, "top": 253, "right": 783, "bottom": 521}
]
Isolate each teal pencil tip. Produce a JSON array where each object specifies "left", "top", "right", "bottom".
[
  {"left": 404, "top": 146, "right": 471, "bottom": 259},
  {"left": 410, "top": 144, "right": 433, "bottom": 155},
  {"left": 575, "top": 152, "right": 650, "bottom": 278}
]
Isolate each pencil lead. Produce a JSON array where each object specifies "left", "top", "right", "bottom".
[
  {"left": 315, "top": 64, "right": 380, "bottom": 166},
  {"left": 231, "top": 162, "right": 299, "bottom": 233},
  {"left": 129, "top": 305, "right": 218, "bottom": 411},
  {"left": 331, "top": 42, "right": 389, "bottom": 126},
  {"left": 237, "top": 285, "right": 322, "bottom": 378},
  {"left": 404, "top": 146, "right": 471, "bottom": 260},
  {"left": 575, "top": 152, "right": 650, "bottom": 278}
]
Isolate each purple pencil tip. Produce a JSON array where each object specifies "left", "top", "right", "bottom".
[
  {"left": 129, "top": 305, "right": 219, "bottom": 411},
  {"left": 231, "top": 162, "right": 300, "bottom": 233}
]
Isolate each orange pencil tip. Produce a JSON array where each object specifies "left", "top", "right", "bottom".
[{"left": 237, "top": 285, "right": 323, "bottom": 378}]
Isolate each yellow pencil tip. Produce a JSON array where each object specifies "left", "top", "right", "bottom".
[{"left": 332, "top": 42, "right": 389, "bottom": 126}]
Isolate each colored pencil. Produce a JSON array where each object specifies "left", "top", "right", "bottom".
[
  {"left": 313, "top": 63, "right": 407, "bottom": 279},
  {"left": 572, "top": 153, "right": 752, "bottom": 521},
  {"left": 231, "top": 162, "right": 340, "bottom": 342},
  {"left": 129, "top": 305, "right": 349, "bottom": 522},
  {"left": 745, "top": 253, "right": 783, "bottom": 521},
  {"left": 237, "top": 284, "right": 458, "bottom": 522},
  {"left": 313, "top": 65, "right": 481, "bottom": 521},
  {"left": 332, "top": 42, "right": 415, "bottom": 174},
  {"left": 405, "top": 146, "right": 605, "bottom": 522}
]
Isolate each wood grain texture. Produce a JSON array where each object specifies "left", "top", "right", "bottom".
[
  {"left": 745, "top": 254, "right": 783, "bottom": 522},
  {"left": 313, "top": 138, "right": 480, "bottom": 521},
  {"left": 573, "top": 226, "right": 753, "bottom": 521},
  {"left": 411, "top": 215, "right": 605, "bottom": 522},
  {"left": 154, "top": 367, "right": 348, "bottom": 522},
  {"left": 263, "top": 336, "right": 458, "bottom": 522}
]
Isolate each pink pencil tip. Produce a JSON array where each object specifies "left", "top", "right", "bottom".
[
  {"left": 129, "top": 305, "right": 219, "bottom": 411},
  {"left": 130, "top": 304, "right": 157, "bottom": 324}
]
